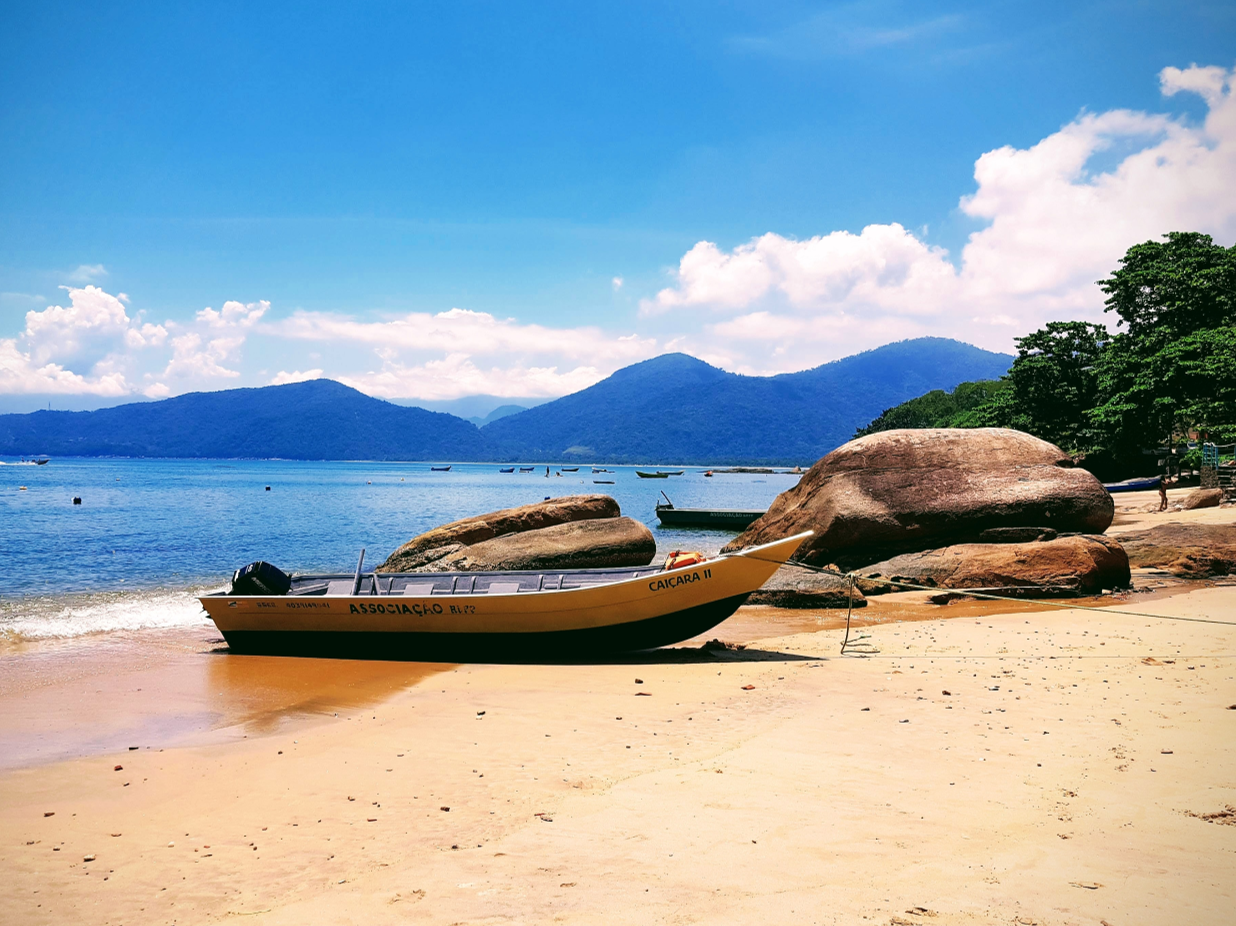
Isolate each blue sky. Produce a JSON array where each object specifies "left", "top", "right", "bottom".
[{"left": 2, "top": 1, "right": 1234, "bottom": 409}]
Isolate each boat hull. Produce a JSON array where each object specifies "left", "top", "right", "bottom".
[
  {"left": 200, "top": 533, "right": 810, "bottom": 660},
  {"left": 217, "top": 593, "right": 751, "bottom": 660},
  {"left": 656, "top": 507, "right": 765, "bottom": 530},
  {"left": 1103, "top": 476, "right": 1162, "bottom": 493}
]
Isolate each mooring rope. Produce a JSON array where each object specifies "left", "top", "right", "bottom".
[{"left": 742, "top": 553, "right": 1236, "bottom": 650}]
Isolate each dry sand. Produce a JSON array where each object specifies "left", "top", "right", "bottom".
[{"left": 3, "top": 502, "right": 1235, "bottom": 925}]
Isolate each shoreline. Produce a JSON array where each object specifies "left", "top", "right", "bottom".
[{"left": 3, "top": 483, "right": 1229, "bottom": 770}]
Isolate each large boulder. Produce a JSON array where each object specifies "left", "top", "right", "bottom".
[
  {"left": 418, "top": 517, "right": 656, "bottom": 572},
  {"left": 378, "top": 495, "right": 620, "bottom": 572},
  {"left": 1180, "top": 488, "right": 1224, "bottom": 510},
  {"left": 746, "top": 565, "right": 867, "bottom": 609},
  {"left": 723, "top": 429, "right": 1113, "bottom": 568},
  {"left": 1118, "top": 523, "right": 1236, "bottom": 577},
  {"left": 854, "top": 534, "right": 1130, "bottom": 596}
]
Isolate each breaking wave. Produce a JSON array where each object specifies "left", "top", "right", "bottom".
[{"left": 0, "top": 585, "right": 220, "bottom": 642}]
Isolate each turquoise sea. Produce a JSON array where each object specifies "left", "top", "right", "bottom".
[{"left": 1, "top": 458, "right": 800, "bottom": 642}]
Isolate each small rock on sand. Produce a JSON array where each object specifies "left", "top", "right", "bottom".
[{"left": 1180, "top": 488, "right": 1224, "bottom": 510}]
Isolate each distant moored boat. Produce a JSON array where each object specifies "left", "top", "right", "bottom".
[
  {"left": 655, "top": 494, "right": 765, "bottom": 531},
  {"left": 1102, "top": 476, "right": 1162, "bottom": 493},
  {"left": 431, "top": 465, "right": 452, "bottom": 472},
  {"left": 636, "top": 471, "right": 669, "bottom": 479}
]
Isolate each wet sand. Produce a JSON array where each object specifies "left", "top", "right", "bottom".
[
  {"left": 0, "top": 629, "right": 452, "bottom": 770},
  {"left": 3, "top": 584, "right": 1235, "bottom": 925}
]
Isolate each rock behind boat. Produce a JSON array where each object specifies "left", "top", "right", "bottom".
[
  {"left": 417, "top": 517, "right": 656, "bottom": 572},
  {"left": 724, "top": 428, "right": 1114, "bottom": 569},
  {"left": 377, "top": 494, "right": 655, "bottom": 573},
  {"left": 853, "top": 534, "right": 1130, "bottom": 596},
  {"left": 745, "top": 565, "right": 867, "bottom": 609}
]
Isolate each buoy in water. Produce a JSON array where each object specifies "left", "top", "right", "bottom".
[
  {"left": 72, "top": 496, "right": 82, "bottom": 505},
  {"left": 265, "top": 485, "right": 271, "bottom": 491}
]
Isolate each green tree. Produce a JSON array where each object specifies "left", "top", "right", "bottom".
[
  {"left": 1091, "top": 232, "right": 1236, "bottom": 451},
  {"left": 1096, "top": 231, "right": 1236, "bottom": 342},
  {"left": 997, "top": 321, "right": 1108, "bottom": 452},
  {"left": 855, "top": 379, "right": 1009, "bottom": 437}
]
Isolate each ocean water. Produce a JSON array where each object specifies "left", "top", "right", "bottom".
[{"left": 2, "top": 458, "right": 800, "bottom": 642}]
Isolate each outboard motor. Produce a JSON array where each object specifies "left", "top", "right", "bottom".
[{"left": 231, "top": 561, "right": 292, "bottom": 596}]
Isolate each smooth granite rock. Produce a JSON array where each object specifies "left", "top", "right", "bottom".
[
  {"left": 378, "top": 494, "right": 620, "bottom": 572},
  {"left": 421, "top": 517, "right": 656, "bottom": 572},
  {"left": 723, "top": 428, "right": 1113, "bottom": 568},
  {"left": 1180, "top": 488, "right": 1224, "bottom": 510},
  {"left": 745, "top": 564, "right": 867, "bottom": 609},
  {"left": 853, "top": 534, "right": 1130, "bottom": 596},
  {"left": 1118, "top": 523, "right": 1236, "bottom": 577}
]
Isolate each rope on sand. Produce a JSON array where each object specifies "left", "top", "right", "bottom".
[{"left": 744, "top": 554, "right": 1236, "bottom": 655}]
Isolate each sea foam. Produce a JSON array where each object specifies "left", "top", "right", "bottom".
[{"left": 0, "top": 586, "right": 220, "bottom": 642}]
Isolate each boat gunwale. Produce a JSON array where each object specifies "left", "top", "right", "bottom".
[{"left": 201, "top": 531, "right": 812, "bottom": 605}]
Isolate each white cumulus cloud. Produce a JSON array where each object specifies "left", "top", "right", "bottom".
[
  {"left": 275, "top": 306, "right": 658, "bottom": 398},
  {"left": 270, "top": 368, "right": 325, "bottom": 385},
  {"left": 644, "top": 63, "right": 1236, "bottom": 368},
  {"left": 0, "top": 286, "right": 147, "bottom": 395}
]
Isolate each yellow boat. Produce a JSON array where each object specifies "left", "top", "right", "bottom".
[{"left": 199, "top": 531, "right": 811, "bottom": 660}]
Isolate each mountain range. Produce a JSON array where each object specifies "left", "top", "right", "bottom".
[{"left": 0, "top": 338, "right": 1011, "bottom": 464}]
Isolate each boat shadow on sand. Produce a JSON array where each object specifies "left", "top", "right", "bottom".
[{"left": 203, "top": 638, "right": 816, "bottom": 666}]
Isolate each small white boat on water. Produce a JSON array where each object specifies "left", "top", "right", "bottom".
[{"left": 199, "top": 532, "right": 812, "bottom": 660}]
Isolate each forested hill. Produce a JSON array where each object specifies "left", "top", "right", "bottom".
[
  {"left": 481, "top": 338, "right": 1013, "bottom": 464},
  {"left": 0, "top": 379, "right": 489, "bottom": 461},
  {"left": 0, "top": 338, "right": 1012, "bottom": 463}
]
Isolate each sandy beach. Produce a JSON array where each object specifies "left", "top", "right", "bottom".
[{"left": 3, "top": 491, "right": 1234, "bottom": 925}]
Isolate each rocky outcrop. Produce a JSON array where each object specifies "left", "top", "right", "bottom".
[
  {"left": 1119, "top": 523, "right": 1236, "bottom": 577},
  {"left": 853, "top": 534, "right": 1130, "bottom": 596},
  {"left": 723, "top": 428, "right": 1113, "bottom": 568},
  {"left": 378, "top": 495, "right": 620, "bottom": 572},
  {"left": 418, "top": 517, "right": 656, "bottom": 572},
  {"left": 1180, "top": 488, "right": 1224, "bottom": 510},
  {"left": 746, "top": 564, "right": 867, "bottom": 609}
]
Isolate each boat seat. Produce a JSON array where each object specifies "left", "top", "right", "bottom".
[
  {"left": 326, "top": 580, "right": 355, "bottom": 595},
  {"left": 401, "top": 582, "right": 437, "bottom": 597},
  {"left": 485, "top": 581, "right": 522, "bottom": 595}
]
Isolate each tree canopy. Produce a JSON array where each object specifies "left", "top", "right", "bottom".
[
  {"left": 856, "top": 232, "right": 1236, "bottom": 475},
  {"left": 854, "top": 379, "right": 1009, "bottom": 437}
]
